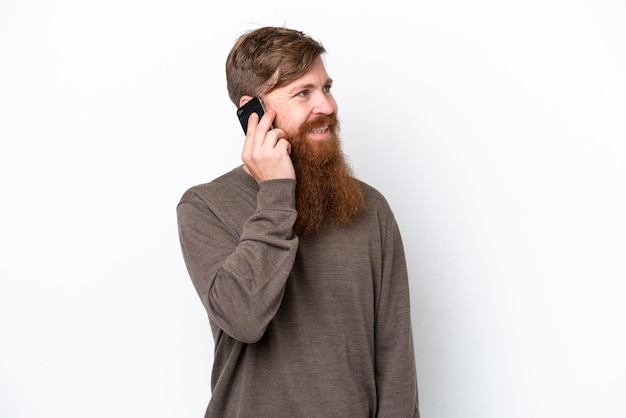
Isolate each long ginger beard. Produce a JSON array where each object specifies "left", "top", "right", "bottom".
[{"left": 288, "top": 114, "right": 366, "bottom": 235}]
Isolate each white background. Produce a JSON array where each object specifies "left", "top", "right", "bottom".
[{"left": 1, "top": 1, "right": 625, "bottom": 417}]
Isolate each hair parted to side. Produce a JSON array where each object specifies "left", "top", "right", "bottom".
[{"left": 225, "top": 26, "right": 326, "bottom": 106}]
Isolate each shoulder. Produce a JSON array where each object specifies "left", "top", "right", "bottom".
[
  {"left": 354, "top": 179, "right": 401, "bottom": 233},
  {"left": 178, "top": 166, "right": 254, "bottom": 207},
  {"left": 358, "top": 179, "right": 393, "bottom": 213}
]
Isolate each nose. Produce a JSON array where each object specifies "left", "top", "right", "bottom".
[{"left": 312, "top": 93, "right": 337, "bottom": 115}]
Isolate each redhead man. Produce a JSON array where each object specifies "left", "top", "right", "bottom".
[{"left": 177, "top": 26, "right": 420, "bottom": 418}]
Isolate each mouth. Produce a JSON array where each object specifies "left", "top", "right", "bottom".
[{"left": 308, "top": 126, "right": 329, "bottom": 135}]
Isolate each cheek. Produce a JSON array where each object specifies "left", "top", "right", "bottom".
[{"left": 276, "top": 112, "right": 307, "bottom": 135}]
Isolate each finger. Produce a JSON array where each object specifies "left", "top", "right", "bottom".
[
  {"left": 276, "top": 138, "right": 292, "bottom": 155},
  {"left": 259, "top": 125, "right": 285, "bottom": 148},
  {"left": 242, "top": 112, "right": 262, "bottom": 156},
  {"left": 258, "top": 109, "right": 276, "bottom": 134}
]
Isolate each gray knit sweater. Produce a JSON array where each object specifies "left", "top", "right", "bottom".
[{"left": 177, "top": 166, "right": 419, "bottom": 418}]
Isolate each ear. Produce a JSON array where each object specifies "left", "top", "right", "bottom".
[{"left": 239, "top": 95, "right": 254, "bottom": 108}]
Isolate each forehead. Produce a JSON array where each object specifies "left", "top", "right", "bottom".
[{"left": 281, "top": 57, "right": 332, "bottom": 92}]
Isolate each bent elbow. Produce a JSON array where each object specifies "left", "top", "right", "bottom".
[
  {"left": 231, "top": 324, "right": 267, "bottom": 344},
  {"left": 207, "top": 297, "right": 271, "bottom": 344}
]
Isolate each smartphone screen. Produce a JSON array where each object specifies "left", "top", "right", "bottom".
[{"left": 237, "top": 97, "right": 267, "bottom": 134}]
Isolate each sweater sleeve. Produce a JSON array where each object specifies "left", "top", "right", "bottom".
[
  {"left": 177, "top": 178, "right": 299, "bottom": 343},
  {"left": 375, "top": 216, "right": 420, "bottom": 417}
]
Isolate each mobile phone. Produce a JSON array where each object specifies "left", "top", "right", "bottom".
[{"left": 237, "top": 97, "right": 270, "bottom": 134}]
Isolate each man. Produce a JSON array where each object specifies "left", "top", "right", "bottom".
[{"left": 177, "top": 26, "right": 420, "bottom": 417}]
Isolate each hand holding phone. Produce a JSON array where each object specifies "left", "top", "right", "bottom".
[
  {"left": 237, "top": 97, "right": 271, "bottom": 134},
  {"left": 238, "top": 97, "right": 294, "bottom": 181}
]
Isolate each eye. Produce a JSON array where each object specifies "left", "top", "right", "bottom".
[
  {"left": 322, "top": 84, "right": 332, "bottom": 93},
  {"left": 296, "top": 90, "right": 310, "bottom": 97}
]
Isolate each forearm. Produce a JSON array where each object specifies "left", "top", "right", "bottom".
[{"left": 177, "top": 179, "right": 299, "bottom": 343}]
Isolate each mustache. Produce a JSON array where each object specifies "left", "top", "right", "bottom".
[{"left": 299, "top": 114, "right": 339, "bottom": 133}]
